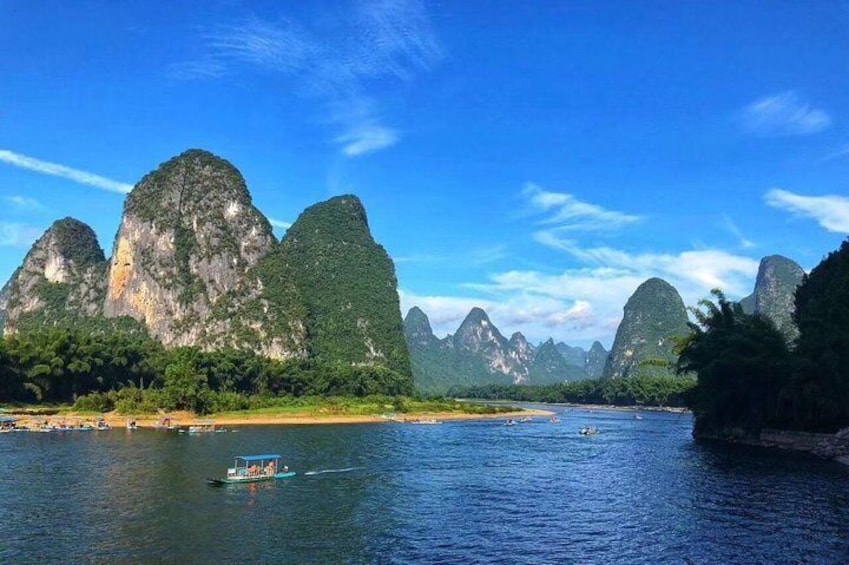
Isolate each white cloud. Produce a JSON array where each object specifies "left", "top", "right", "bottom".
[
  {"left": 0, "top": 150, "right": 133, "bottom": 194},
  {"left": 402, "top": 243, "right": 760, "bottom": 348},
  {"left": 336, "top": 126, "right": 398, "bottom": 157},
  {"left": 523, "top": 183, "right": 641, "bottom": 232},
  {"left": 765, "top": 188, "right": 849, "bottom": 234},
  {"left": 739, "top": 91, "right": 831, "bottom": 136},
  {"left": 0, "top": 221, "right": 42, "bottom": 247},
  {"left": 4, "top": 195, "right": 43, "bottom": 211},
  {"left": 186, "top": 0, "right": 442, "bottom": 157},
  {"left": 723, "top": 215, "right": 756, "bottom": 249}
]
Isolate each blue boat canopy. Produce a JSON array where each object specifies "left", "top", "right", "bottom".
[{"left": 235, "top": 454, "right": 282, "bottom": 462}]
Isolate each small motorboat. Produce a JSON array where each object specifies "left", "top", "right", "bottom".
[
  {"left": 579, "top": 426, "right": 599, "bottom": 435},
  {"left": 504, "top": 419, "right": 516, "bottom": 426},
  {"left": 207, "top": 454, "right": 296, "bottom": 486}
]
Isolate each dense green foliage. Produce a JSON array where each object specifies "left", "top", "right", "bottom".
[
  {"left": 604, "top": 278, "right": 690, "bottom": 379},
  {"left": 0, "top": 327, "right": 413, "bottom": 414},
  {"left": 676, "top": 290, "right": 791, "bottom": 438},
  {"left": 448, "top": 373, "right": 695, "bottom": 407},
  {"left": 49, "top": 218, "right": 106, "bottom": 266},
  {"left": 281, "top": 195, "right": 411, "bottom": 377},
  {"left": 788, "top": 240, "right": 849, "bottom": 431},
  {"left": 125, "top": 149, "right": 253, "bottom": 224},
  {"left": 679, "top": 240, "right": 849, "bottom": 437}
]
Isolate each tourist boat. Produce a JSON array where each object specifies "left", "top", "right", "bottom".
[
  {"left": 409, "top": 418, "right": 441, "bottom": 425},
  {"left": 126, "top": 420, "right": 138, "bottom": 430},
  {"left": 504, "top": 419, "right": 517, "bottom": 426},
  {"left": 207, "top": 454, "right": 296, "bottom": 486},
  {"left": 549, "top": 416, "right": 560, "bottom": 424},
  {"left": 154, "top": 417, "right": 177, "bottom": 430},
  {"left": 181, "top": 421, "right": 226, "bottom": 434},
  {"left": 579, "top": 426, "right": 599, "bottom": 435},
  {"left": 634, "top": 414, "right": 643, "bottom": 420}
]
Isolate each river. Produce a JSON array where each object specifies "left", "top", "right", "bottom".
[{"left": 1, "top": 408, "right": 847, "bottom": 564}]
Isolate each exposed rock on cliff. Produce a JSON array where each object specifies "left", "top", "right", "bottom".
[
  {"left": 603, "top": 278, "right": 690, "bottom": 379},
  {"left": 752, "top": 255, "right": 805, "bottom": 342},
  {"left": 2, "top": 149, "right": 411, "bottom": 377},
  {"left": 2, "top": 218, "right": 107, "bottom": 333},
  {"left": 453, "top": 307, "right": 522, "bottom": 379},
  {"left": 585, "top": 341, "right": 609, "bottom": 379},
  {"left": 103, "top": 149, "right": 277, "bottom": 349},
  {"left": 404, "top": 306, "right": 593, "bottom": 393}
]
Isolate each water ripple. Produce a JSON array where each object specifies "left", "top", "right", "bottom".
[{"left": 1, "top": 411, "right": 848, "bottom": 564}]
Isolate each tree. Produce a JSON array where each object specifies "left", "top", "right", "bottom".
[
  {"left": 790, "top": 239, "right": 849, "bottom": 431},
  {"left": 676, "top": 289, "right": 791, "bottom": 438}
]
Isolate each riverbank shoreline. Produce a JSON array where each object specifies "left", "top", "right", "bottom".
[{"left": 3, "top": 407, "right": 554, "bottom": 429}]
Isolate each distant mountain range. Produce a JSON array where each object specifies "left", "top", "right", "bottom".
[
  {"left": 404, "top": 306, "right": 606, "bottom": 394},
  {"left": 407, "top": 257, "right": 805, "bottom": 393}
]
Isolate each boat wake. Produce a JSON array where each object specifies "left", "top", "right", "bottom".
[{"left": 304, "top": 467, "right": 362, "bottom": 476}]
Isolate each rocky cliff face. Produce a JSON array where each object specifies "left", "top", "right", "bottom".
[
  {"left": 453, "top": 308, "right": 522, "bottom": 378},
  {"left": 585, "top": 341, "right": 608, "bottom": 379},
  {"left": 1, "top": 149, "right": 410, "bottom": 377},
  {"left": 2, "top": 218, "right": 107, "bottom": 333},
  {"left": 103, "top": 149, "right": 278, "bottom": 350},
  {"left": 603, "top": 278, "right": 690, "bottom": 379},
  {"left": 751, "top": 255, "right": 805, "bottom": 342},
  {"left": 508, "top": 332, "right": 534, "bottom": 382},
  {"left": 404, "top": 306, "right": 440, "bottom": 349}
]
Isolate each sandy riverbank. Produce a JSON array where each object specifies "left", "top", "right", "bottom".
[{"left": 9, "top": 408, "right": 554, "bottom": 429}]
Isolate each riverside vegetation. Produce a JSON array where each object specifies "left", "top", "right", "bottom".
[{"left": 677, "top": 239, "right": 849, "bottom": 438}]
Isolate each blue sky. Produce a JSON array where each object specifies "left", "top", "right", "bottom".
[{"left": 2, "top": 1, "right": 849, "bottom": 348}]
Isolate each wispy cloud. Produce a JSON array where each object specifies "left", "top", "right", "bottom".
[
  {"left": 765, "top": 188, "right": 849, "bottom": 234},
  {"left": 0, "top": 221, "right": 43, "bottom": 247},
  {"left": 4, "top": 195, "right": 43, "bottom": 211},
  {"left": 403, "top": 243, "right": 759, "bottom": 347},
  {"left": 822, "top": 145, "right": 849, "bottom": 162},
  {"left": 723, "top": 215, "right": 755, "bottom": 249},
  {"left": 0, "top": 150, "right": 133, "bottom": 194},
  {"left": 523, "top": 183, "right": 642, "bottom": 233},
  {"left": 739, "top": 91, "right": 831, "bottom": 136},
  {"left": 267, "top": 217, "right": 292, "bottom": 229},
  {"left": 182, "top": 0, "right": 442, "bottom": 157},
  {"left": 336, "top": 125, "right": 399, "bottom": 156}
]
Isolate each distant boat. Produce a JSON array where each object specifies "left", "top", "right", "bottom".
[
  {"left": 410, "top": 418, "right": 441, "bottom": 425},
  {"left": 549, "top": 416, "right": 560, "bottom": 424},
  {"left": 207, "top": 454, "right": 296, "bottom": 486},
  {"left": 154, "top": 417, "right": 177, "bottom": 430},
  {"left": 504, "top": 419, "right": 516, "bottom": 426},
  {"left": 579, "top": 426, "right": 599, "bottom": 435},
  {"left": 634, "top": 414, "right": 643, "bottom": 420},
  {"left": 181, "top": 421, "right": 226, "bottom": 434},
  {"left": 126, "top": 420, "right": 137, "bottom": 430}
]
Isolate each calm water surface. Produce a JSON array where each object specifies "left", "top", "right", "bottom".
[{"left": 1, "top": 408, "right": 848, "bottom": 564}]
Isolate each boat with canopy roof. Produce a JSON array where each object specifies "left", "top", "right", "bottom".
[{"left": 206, "top": 454, "right": 296, "bottom": 486}]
